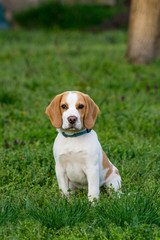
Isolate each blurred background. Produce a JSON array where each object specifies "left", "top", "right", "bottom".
[
  {"left": 0, "top": 0, "right": 129, "bottom": 31},
  {"left": 1, "top": 0, "right": 160, "bottom": 64}
]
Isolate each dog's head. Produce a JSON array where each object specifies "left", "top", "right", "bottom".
[{"left": 45, "top": 91, "right": 99, "bottom": 130}]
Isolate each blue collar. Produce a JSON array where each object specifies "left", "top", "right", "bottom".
[{"left": 62, "top": 129, "right": 91, "bottom": 138}]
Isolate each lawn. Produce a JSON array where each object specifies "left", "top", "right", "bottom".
[{"left": 0, "top": 29, "right": 160, "bottom": 239}]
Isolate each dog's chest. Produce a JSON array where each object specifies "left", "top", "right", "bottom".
[
  {"left": 59, "top": 150, "right": 88, "bottom": 185},
  {"left": 53, "top": 131, "right": 100, "bottom": 186}
]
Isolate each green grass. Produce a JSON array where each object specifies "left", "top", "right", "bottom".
[{"left": 0, "top": 29, "right": 160, "bottom": 239}]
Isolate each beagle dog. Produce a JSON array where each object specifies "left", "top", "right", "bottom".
[{"left": 46, "top": 91, "right": 121, "bottom": 201}]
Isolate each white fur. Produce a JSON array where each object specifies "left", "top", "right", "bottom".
[
  {"left": 53, "top": 92, "right": 121, "bottom": 201},
  {"left": 62, "top": 92, "right": 82, "bottom": 130}
]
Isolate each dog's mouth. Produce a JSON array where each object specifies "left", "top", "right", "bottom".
[
  {"left": 68, "top": 123, "right": 76, "bottom": 128},
  {"left": 64, "top": 123, "right": 79, "bottom": 130},
  {"left": 61, "top": 119, "right": 82, "bottom": 131},
  {"left": 67, "top": 126, "right": 78, "bottom": 131},
  {"left": 62, "top": 125, "right": 82, "bottom": 131}
]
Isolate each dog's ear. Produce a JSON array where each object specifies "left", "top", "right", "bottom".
[
  {"left": 45, "top": 94, "right": 63, "bottom": 128},
  {"left": 83, "top": 94, "right": 99, "bottom": 129}
]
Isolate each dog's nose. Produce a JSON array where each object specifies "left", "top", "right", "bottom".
[{"left": 68, "top": 116, "right": 77, "bottom": 124}]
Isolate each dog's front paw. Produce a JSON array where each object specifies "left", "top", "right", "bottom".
[
  {"left": 60, "top": 188, "right": 74, "bottom": 197},
  {"left": 59, "top": 189, "right": 69, "bottom": 197},
  {"left": 88, "top": 194, "right": 99, "bottom": 202}
]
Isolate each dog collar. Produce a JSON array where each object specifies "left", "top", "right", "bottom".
[{"left": 62, "top": 129, "right": 91, "bottom": 138}]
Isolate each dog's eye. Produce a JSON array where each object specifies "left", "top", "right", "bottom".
[
  {"left": 61, "top": 104, "right": 68, "bottom": 109},
  {"left": 78, "top": 104, "right": 84, "bottom": 109}
]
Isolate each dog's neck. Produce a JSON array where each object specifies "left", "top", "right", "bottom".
[
  {"left": 57, "top": 127, "right": 86, "bottom": 136},
  {"left": 59, "top": 128, "right": 91, "bottom": 138}
]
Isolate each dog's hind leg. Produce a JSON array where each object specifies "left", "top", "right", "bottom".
[{"left": 105, "top": 169, "right": 121, "bottom": 195}]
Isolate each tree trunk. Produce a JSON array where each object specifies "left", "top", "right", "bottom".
[{"left": 126, "top": 0, "right": 160, "bottom": 64}]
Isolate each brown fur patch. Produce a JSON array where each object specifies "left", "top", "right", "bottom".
[
  {"left": 102, "top": 150, "right": 113, "bottom": 179},
  {"left": 45, "top": 92, "right": 70, "bottom": 128},
  {"left": 102, "top": 150, "right": 111, "bottom": 169},
  {"left": 82, "top": 93, "right": 99, "bottom": 129},
  {"left": 105, "top": 167, "right": 113, "bottom": 179},
  {"left": 45, "top": 93, "right": 63, "bottom": 128},
  {"left": 76, "top": 93, "right": 86, "bottom": 128},
  {"left": 115, "top": 169, "right": 120, "bottom": 176},
  {"left": 60, "top": 92, "right": 69, "bottom": 115}
]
